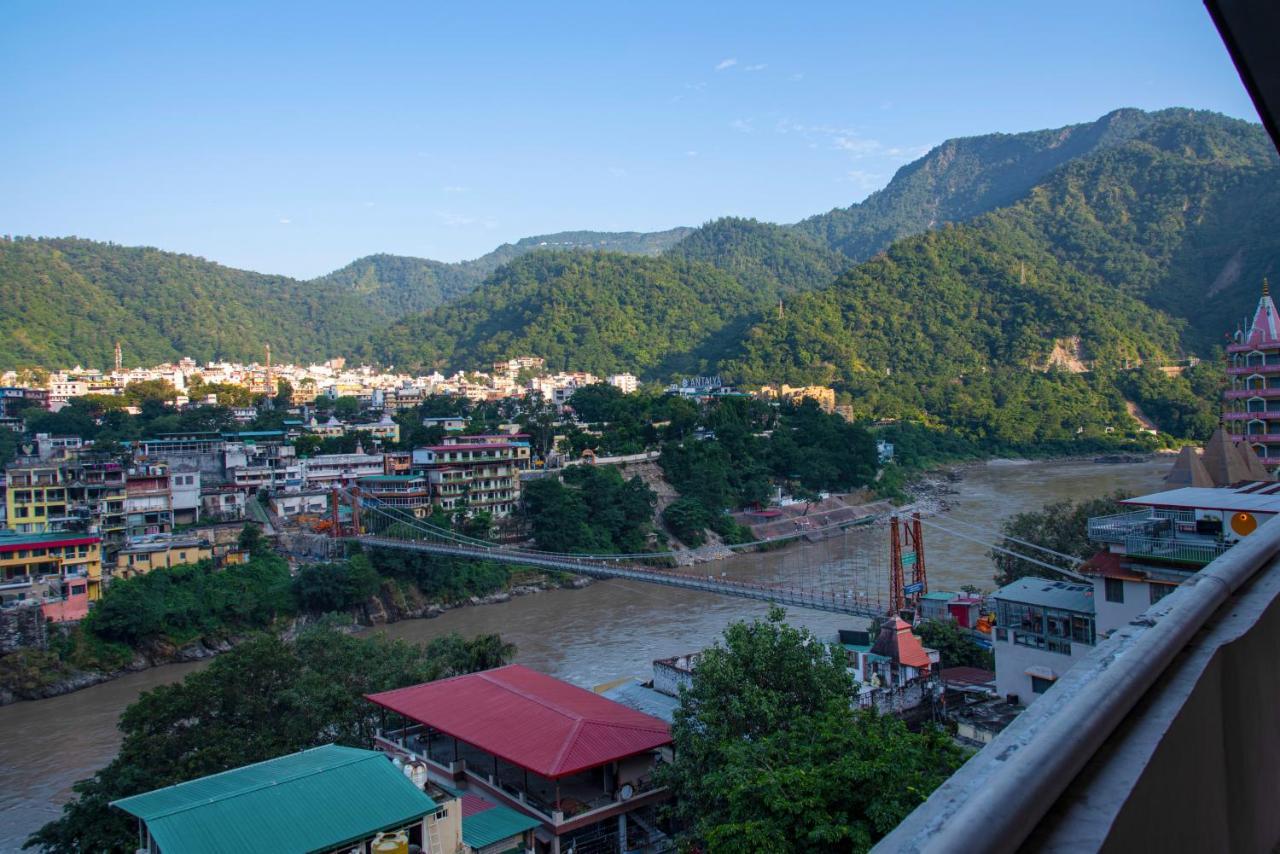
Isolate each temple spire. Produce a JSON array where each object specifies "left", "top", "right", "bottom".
[{"left": 1245, "top": 280, "right": 1280, "bottom": 346}]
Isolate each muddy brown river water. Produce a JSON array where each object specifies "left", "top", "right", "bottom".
[{"left": 0, "top": 457, "right": 1170, "bottom": 849}]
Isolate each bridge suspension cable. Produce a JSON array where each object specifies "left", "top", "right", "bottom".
[
  {"left": 342, "top": 488, "right": 888, "bottom": 562},
  {"left": 922, "top": 512, "right": 1085, "bottom": 566},
  {"left": 913, "top": 515, "right": 1088, "bottom": 582}
]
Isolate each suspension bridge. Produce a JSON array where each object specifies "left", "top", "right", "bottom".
[{"left": 318, "top": 486, "right": 1086, "bottom": 620}]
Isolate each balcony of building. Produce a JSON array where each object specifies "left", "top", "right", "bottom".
[
  {"left": 1224, "top": 387, "right": 1280, "bottom": 400},
  {"left": 876, "top": 512, "right": 1280, "bottom": 852},
  {"left": 1228, "top": 431, "right": 1280, "bottom": 444},
  {"left": 1224, "top": 410, "right": 1280, "bottom": 421},
  {"left": 1087, "top": 508, "right": 1230, "bottom": 568},
  {"left": 1226, "top": 363, "right": 1280, "bottom": 375},
  {"left": 376, "top": 723, "right": 666, "bottom": 828}
]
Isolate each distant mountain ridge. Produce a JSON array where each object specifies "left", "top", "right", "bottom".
[
  {"left": 792, "top": 107, "right": 1276, "bottom": 260},
  {"left": 1, "top": 107, "right": 1275, "bottom": 387},
  {"left": 310, "top": 227, "right": 694, "bottom": 318}
]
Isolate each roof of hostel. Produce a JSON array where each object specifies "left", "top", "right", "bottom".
[
  {"left": 0, "top": 531, "right": 100, "bottom": 554},
  {"left": 367, "top": 664, "right": 671, "bottom": 779},
  {"left": 1123, "top": 484, "right": 1280, "bottom": 514},
  {"left": 994, "top": 578, "right": 1094, "bottom": 613},
  {"left": 111, "top": 744, "right": 437, "bottom": 854},
  {"left": 420, "top": 442, "right": 516, "bottom": 451}
]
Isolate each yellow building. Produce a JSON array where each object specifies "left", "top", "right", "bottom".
[
  {"left": 0, "top": 530, "right": 103, "bottom": 600},
  {"left": 759, "top": 384, "right": 837, "bottom": 414},
  {"left": 114, "top": 536, "right": 214, "bottom": 580},
  {"left": 5, "top": 463, "right": 69, "bottom": 533}
]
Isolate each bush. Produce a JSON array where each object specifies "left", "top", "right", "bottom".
[{"left": 663, "top": 497, "right": 711, "bottom": 546}]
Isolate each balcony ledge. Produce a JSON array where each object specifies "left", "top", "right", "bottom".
[{"left": 875, "top": 516, "right": 1280, "bottom": 853}]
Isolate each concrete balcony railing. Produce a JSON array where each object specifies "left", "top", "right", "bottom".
[
  {"left": 1223, "top": 410, "right": 1280, "bottom": 420},
  {"left": 1122, "top": 534, "right": 1230, "bottom": 566},
  {"left": 1224, "top": 387, "right": 1280, "bottom": 400},
  {"left": 1227, "top": 431, "right": 1280, "bottom": 443},
  {"left": 1086, "top": 510, "right": 1172, "bottom": 543},
  {"left": 1227, "top": 363, "right": 1280, "bottom": 375},
  {"left": 875, "top": 514, "right": 1280, "bottom": 853}
]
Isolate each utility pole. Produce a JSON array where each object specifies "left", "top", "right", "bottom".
[{"left": 114, "top": 341, "right": 123, "bottom": 374}]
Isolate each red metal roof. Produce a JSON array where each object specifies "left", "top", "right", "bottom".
[
  {"left": 870, "top": 617, "right": 933, "bottom": 669},
  {"left": 367, "top": 665, "right": 671, "bottom": 779}
]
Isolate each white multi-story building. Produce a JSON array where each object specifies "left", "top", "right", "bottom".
[
  {"left": 607, "top": 374, "right": 638, "bottom": 394},
  {"left": 992, "top": 579, "right": 1097, "bottom": 703},
  {"left": 301, "top": 451, "right": 385, "bottom": 490}
]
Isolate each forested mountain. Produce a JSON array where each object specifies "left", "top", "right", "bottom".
[
  {"left": 0, "top": 228, "right": 695, "bottom": 371},
  {"left": 0, "top": 237, "right": 388, "bottom": 369},
  {"left": 792, "top": 108, "right": 1274, "bottom": 262},
  {"left": 310, "top": 228, "right": 695, "bottom": 316},
  {"left": 308, "top": 254, "right": 480, "bottom": 317},
  {"left": 719, "top": 112, "right": 1280, "bottom": 443},
  {"left": 4, "top": 108, "right": 1276, "bottom": 446},
  {"left": 369, "top": 251, "right": 762, "bottom": 377},
  {"left": 665, "top": 217, "right": 849, "bottom": 298}
]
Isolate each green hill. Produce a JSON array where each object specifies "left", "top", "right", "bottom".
[
  {"left": 310, "top": 228, "right": 694, "bottom": 316},
  {"left": 719, "top": 113, "right": 1280, "bottom": 443},
  {"left": 0, "top": 237, "right": 386, "bottom": 369},
  {"left": 370, "top": 250, "right": 761, "bottom": 377},
  {"left": 0, "top": 228, "right": 695, "bottom": 371},
  {"left": 665, "top": 217, "right": 849, "bottom": 298}
]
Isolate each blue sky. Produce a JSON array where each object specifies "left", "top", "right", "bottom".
[{"left": 0, "top": 1, "right": 1259, "bottom": 278}]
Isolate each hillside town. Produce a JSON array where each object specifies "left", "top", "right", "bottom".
[
  {"left": 6, "top": 3, "right": 1280, "bottom": 851},
  {"left": 2, "top": 285, "right": 1279, "bottom": 852}
]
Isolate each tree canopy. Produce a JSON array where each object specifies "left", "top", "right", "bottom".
[
  {"left": 661, "top": 608, "right": 964, "bottom": 852},
  {"left": 25, "top": 625, "right": 515, "bottom": 853}
]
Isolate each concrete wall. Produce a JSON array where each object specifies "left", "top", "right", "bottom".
[
  {"left": 1092, "top": 577, "right": 1152, "bottom": 635},
  {"left": 993, "top": 634, "right": 1091, "bottom": 704},
  {"left": 653, "top": 656, "right": 696, "bottom": 697},
  {"left": 1022, "top": 555, "right": 1280, "bottom": 851}
]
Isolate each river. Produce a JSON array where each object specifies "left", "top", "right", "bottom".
[{"left": 0, "top": 456, "right": 1170, "bottom": 850}]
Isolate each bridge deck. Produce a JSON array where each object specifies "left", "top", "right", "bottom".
[{"left": 354, "top": 535, "right": 887, "bottom": 618}]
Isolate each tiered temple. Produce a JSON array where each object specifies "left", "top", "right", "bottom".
[{"left": 1226, "top": 280, "right": 1280, "bottom": 469}]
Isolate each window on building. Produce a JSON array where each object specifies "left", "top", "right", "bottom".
[
  {"left": 1104, "top": 578, "right": 1125, "bottom": 603},
  {"left": 1149, "top": 583, "right": 1175, "bottom": 605},
  {"left": 1031, "top": 676, "right": 1055, "bottom": 694}
]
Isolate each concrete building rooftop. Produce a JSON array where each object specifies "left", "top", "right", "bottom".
[
  {"left": 993, "top": 578, "right": 1094, "bottom": 613},
  {"left": 1123, "top": 484, "right": 1280, "bottom": 514}
]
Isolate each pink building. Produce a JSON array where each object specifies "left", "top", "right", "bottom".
[{"left": 1226, "top": 280, "right": 1280, "bottom": 467}]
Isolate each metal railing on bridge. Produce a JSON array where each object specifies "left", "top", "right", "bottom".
[{"left": 339, "top": 488, "right": 892, "bottom": 618}]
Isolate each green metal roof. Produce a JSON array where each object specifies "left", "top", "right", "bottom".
[
  {"left": 463, "top": 804, "right": 543, "bottom": 849},
  {"left": 111, "top": 744, "right": 437, "bottom": 854},
  {"left": 0, "top": 530, "right": 99, "bottom": 547},
  {"left": 433, "top": 783, "right": 543, "bottom": 849},
  {"left": 921, "top": 592, "right": 957, "bottom": 601}
]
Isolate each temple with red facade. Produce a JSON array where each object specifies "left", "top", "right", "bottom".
[{"left": 1226, "top": 280, "right": 1280, "bottom": 468}]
